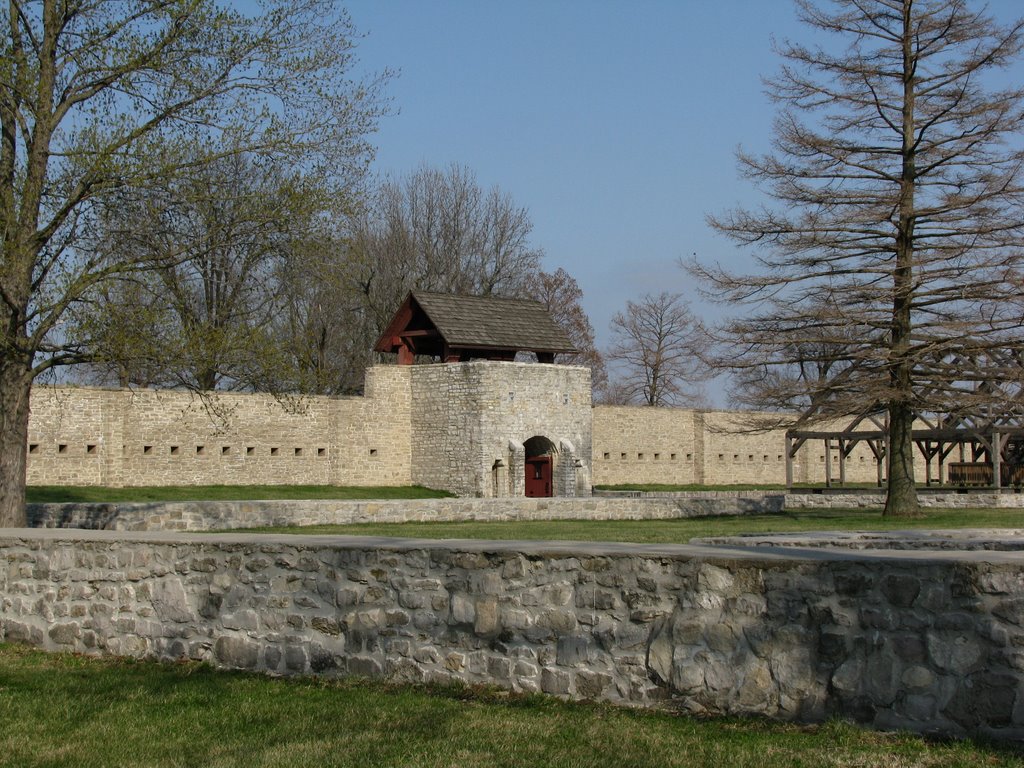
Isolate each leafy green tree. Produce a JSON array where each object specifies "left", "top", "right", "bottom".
[{"left": 0, "top": 0, "right": 386, "bottom": 526}]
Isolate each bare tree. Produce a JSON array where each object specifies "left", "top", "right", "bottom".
[
  {"left": 350, "top": 163, "right": 544, "bottom": 332},
  {"left": 0, "top": 0, "right": 386, "bottom": 526},
  {"left": 524, "top": 268, "right": 607, "bottom": 395},
  {"left": 606, "top": 292, "right": 708, "bottom": 407},
  {"left": 689, "top": 0, "right": 1024, "bottom": 516}
]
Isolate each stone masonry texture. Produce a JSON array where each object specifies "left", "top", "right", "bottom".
[
  {"left": 23, "top": 362, "right": 942, "bottom": 493},
  {"left": 4, "top": 528, "right": 1024, "bottom": 742}
]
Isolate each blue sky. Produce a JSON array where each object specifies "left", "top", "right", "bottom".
[{"left": 343, "top": 0, "right": 1024, "bottom": 380}]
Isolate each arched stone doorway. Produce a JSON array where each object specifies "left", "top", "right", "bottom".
[{"left": 523, "top": 435, "right": 557, "bottom": 497}]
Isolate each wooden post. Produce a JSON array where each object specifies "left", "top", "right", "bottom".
[
  {"left": 993, "top": 430, "right": 1002, "bottom": 490},
  {"left": 824, "top": 439, "right": 832, "bottom": 488},
  {"left": 785, "top": 434, "right": 794, "bottom": 489},
  {"left": 838, "top": 439, "right": 847, "bottom": 486}
]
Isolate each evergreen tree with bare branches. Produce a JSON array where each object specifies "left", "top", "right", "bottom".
[{"left": 689, "top": 0, "right": 1024, "bottom": 516}]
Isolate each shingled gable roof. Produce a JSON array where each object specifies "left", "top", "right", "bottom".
[{"left": 374, "top": 291, "right": 576, "bottom": 358}]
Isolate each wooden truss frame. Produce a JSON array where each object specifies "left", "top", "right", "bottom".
[{"left": 784, "top": 350, "right": 1024, "bottom": 489}]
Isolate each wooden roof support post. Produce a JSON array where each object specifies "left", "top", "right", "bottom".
[
  {"left": 838, "top": 438, "right": 847, "bottom": 486},
  {"left": 785, "top": 434, "right": 794, "bottom": 489},
  {"left": 994, "top": 429, "right": 1002, "bottom": 490},
  {"left": 824, "top": 438, "right": 833, "bottom": 488}
]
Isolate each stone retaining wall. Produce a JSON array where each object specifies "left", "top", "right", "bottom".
[
  {"left": 3, "top": 529, "right": 1024, "bottom": 741},
  {"left": 786, "top": 492, "right": 1024, "bottom": 509},
  {"left": 25, "top": 490, "right": 1024, "bottom": 533},
  {"left": 27, "top": 495, "right": 783, "bottom": 532}
]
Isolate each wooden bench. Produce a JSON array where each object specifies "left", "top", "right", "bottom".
[{"left": 947, "top": 462, "right": 992, "bottom": 486}]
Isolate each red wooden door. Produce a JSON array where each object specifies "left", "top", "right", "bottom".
[{"left": 525, "top": 456, "right": 553, "bottom": 497}]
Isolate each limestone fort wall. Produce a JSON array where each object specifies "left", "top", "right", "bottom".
[
  {"left": 25, "top": 363, "right": 931, "bottom": 491},
  {"left": 26, "top": 366, "right": 413, "bottom": 488}
]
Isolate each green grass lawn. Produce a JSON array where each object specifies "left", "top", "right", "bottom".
[
  {"left": 0, "top": 643, "right": 1017, "bottom": 768},
  {"left": 233, "top": 507, "right": 1024, "bottom": 543},
  {"left": 25, "top": 484, "right": 452, "bottom": 504}
]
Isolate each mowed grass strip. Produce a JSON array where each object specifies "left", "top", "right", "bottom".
[
  {"left": 26, "top": 485, "right": 452, "bottom": 504},
  {"left": 0, "top": 644, "right": 1018, "bottom": 768},
  {"left": 234, "top": 507, "right": 1024, "bottom": 543}
]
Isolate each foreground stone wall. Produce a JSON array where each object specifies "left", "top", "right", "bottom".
[{"left": 3, "top": 528, "right": 1024, "bottom": 741}]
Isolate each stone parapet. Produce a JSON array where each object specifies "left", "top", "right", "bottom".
[
  {"left": 3, "top": 528, "right": 1024, "bottom": 741},
  {"left": 27, "top": 495, "right": 782, "bottom": 532},
  {"left": 785, "top": 492, "right": 1024, "bottom": 509}
]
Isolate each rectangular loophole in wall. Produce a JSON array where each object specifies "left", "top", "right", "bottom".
[
  {"left": 654, "top": 453, "right": 660, "bottom": 460},
  {"left": 671, "top": 453, "right": 677, "bottom": 460},
  {"left": 685, "top": 453, "right": 692, "bottom": 461},
  {"left": 86, "top": 444, "right": 97, "bottom": 455},
  {"left": 718, "top": 454, "right": 724, "bottom": 460},
  {"left": 294, "top": 447, "right": 303, "bottom": 457},
  {"left": 317, "top": 447, "right": 326, "bottom": 457},
  {"left": 170, "top": 446, "right": 180, "bottom": 455},
  {"left": 620, "top": 453, "right": 627, "bottom": 460},
  {"left": 221, "top": 446, "right": 230, "bottom": 456},
  {"left": 143, "top": 445, "right": 152, "bottom": 455},
  {"left": 270, "top": 447, "right": 279, "bottom": 456},
  {"left": 246, "top": 446, "right": 255, "bottom": 456},
  {"left": 748, "top": 454, "right": 754, "bottom": 461},
  {"left": 637, "top": 453, "right": 644, "bottom": 460},
  {"left": 57, "top": 444, "right": 68, "bottom": 454},
  {"left": 196, "top": 445, "right": 205, "bottom": 456},
  {"left": 369, "top": 448, "right": 378, "bottom": 457},
  {"left": 28, "top": 444, "right": 38, "bottom": 454}
]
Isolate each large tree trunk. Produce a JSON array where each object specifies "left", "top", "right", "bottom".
[
  {"left": 884, "top": 4, "right": 921, "bottom": 519},
  {"left": 885, "top": 401, "right": 920, "bottom": 517},
  {"left": 0, "top": 356, "right": 32, "bottom": 527}
]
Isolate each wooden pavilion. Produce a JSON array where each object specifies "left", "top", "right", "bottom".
[{"left": 785, "top": 351, "right": 1024, "bottom": 489}]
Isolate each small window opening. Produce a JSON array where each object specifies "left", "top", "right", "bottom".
[
  {"left": 221, "top": 446, "right": 230, "bottom": 456},
  {"left": 57, "top": 443, "right": 67, "bottom": 454},
  {"left": 621, "top": 452, "right": 627, "bottom": 460},
  {"left": 603, "top": 452, "right": 610, "bottom": 460},
  {"left": 196, "top": 445, "right": 205, "bottom": 456},
  {"left": 143, "top": 445, "right": 152, "bottom": 455},
  {"left": 28, "top": 443, "right": 39, "bottom": 454},
  {"left": 654, "top": 453, "right": 660, "bottom": 460},
  {"left": 86, "top": 444, "right": 97, "bottom": 455},
  {"left": 369, "top": 448, "right": 378, "bottom": 457},
  {"left": 170, "top": 446, "right": 180, "bottom": 455},
  {"left": 638, "top": 453, "right": 644, "bottom": 460},
  {"left": 317, "top": 447, "right": 326, "bottom": 457},
  {"left": 294, "top": 447, "right": 303, "bottom": 456},
  {"left": 246, "top": 446, "right": 255, "bottom": 456},
  {"left": 270, "top": 447, "right": 279, "bottom": 456}
]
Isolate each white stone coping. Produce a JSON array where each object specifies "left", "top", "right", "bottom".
[{"left": 6, "top": 526, "right": 1024, "bottom": 565}]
